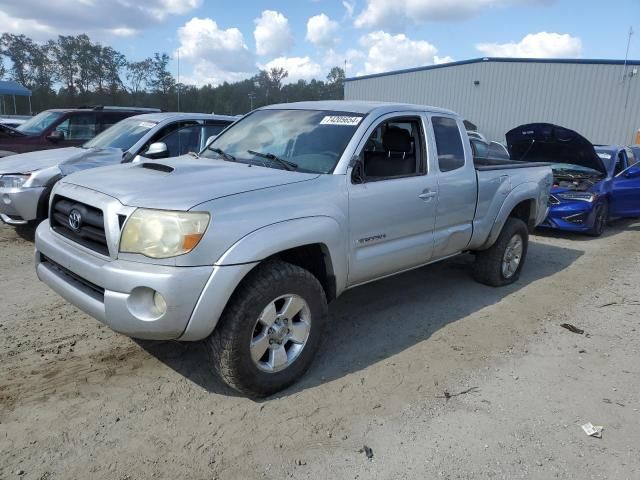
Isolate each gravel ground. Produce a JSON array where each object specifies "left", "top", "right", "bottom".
[{"left": 1, "top": 220, "right": 639, "bottom": 479}]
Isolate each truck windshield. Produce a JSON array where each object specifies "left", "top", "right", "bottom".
[
  {"left": 201, "top": 109, "right": 364, "bottom": 173},
  {"left": 83, "top": 118, "right": 157, "bottom": 150},
  {"left": 16, "top": 111, "right": 62, "bottom": 135}
]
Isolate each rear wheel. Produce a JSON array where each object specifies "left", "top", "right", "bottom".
[
  {"left": 473, "top": 217, "right": 529, "bottom": 287},
  {"left": 587, "top": 201, "right": 608, "bottom": 237},
  {"left": 207, "top": 260, "right": 328, "bottom": 397}
]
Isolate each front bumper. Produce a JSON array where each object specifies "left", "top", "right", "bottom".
[
  {"left": 35, "top": 221, "right": 257, "bottom": 340},
  {"left": 539, "top": 200, "right": 596, "bottom": 232},
  {"left": 0, "top": 186, "right": 44, "bottom": 224}
]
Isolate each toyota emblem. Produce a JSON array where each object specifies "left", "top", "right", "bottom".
[{"left": 68, "top": 209, "right": 82, "bottom": 231}]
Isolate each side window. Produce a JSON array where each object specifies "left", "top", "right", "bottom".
[
  {"left": 202, "top": 123, "right": 229, "bottom": 148},
  {"left": 470, "top": 139, "right": 488, "bottom": 158},
  {"left": 157, "top": 124, "right": 202, "bottom": 157},
  {"left": 626, "top": 148, "right": 637, "bottom": 166},
  {"left": 56, "top": 113, "right": 98, "bottom": 140},
  {"left": 432, "top": 116, "right": 465, "bottom": 172},
  {"left": 360, "top": 117, "right": 423, "bottom": 180},
  {"left": 614, "top": 151, "right": 626, "bottom": 175}
]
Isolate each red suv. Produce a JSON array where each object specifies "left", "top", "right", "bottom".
[{"left": 0, "top": 106, "right": 160, "bottom": 158}]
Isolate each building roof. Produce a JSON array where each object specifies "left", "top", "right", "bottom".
[
  {"left": 345, "top": 57, "right": 640, "bottom": 82},
  {"left": 0, "top": 80, "right": 32, "bottom": 97}
]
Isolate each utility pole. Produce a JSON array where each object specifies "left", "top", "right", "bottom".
[
  {"left": 248, "top": 92, "right": 256, "bottom": 111},
  {"left": 177, "top": 49, "right": 181, "bottom": 112},
  {"left": 623, "top": 26, "right": 634, "bottom": 81}
]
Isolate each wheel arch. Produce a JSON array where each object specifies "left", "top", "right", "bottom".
[
  {"left": 479, "top": 183, "right": 541, "bottom": 250},
  {"left": 179, "top": 217, "right": 346, "bottom": 341}
]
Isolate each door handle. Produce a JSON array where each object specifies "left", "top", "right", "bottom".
[{"left": 418, "top": 191, "right": 437, "bottom": 200}]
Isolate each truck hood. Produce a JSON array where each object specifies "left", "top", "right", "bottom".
[
  {"left": 61, "top": 155, "right": 321, "bottom": 210},
  {"left": 0, "top": 147, "right": 124, "bottom": 175},
  {"left": 506, "top": 123, "right": 605, "bottom": 174}
]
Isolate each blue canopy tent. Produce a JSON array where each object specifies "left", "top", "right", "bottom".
[{"left": 0, "top": 80, "right": 32, "bottom": 115}]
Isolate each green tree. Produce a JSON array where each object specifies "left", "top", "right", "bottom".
[
  {"left": 126, "top": 58, "right": 153, "bottom": 99},
  {"left": 325, "top": 66, "right": 345, "bottom": 100},
  {"left": 50, "top": 35, "right": 80, "bottom": 94},
  {"left": 149, "top": 52, "right": 175, "bottom": 95}
]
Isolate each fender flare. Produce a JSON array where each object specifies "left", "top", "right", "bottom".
[
  {"left": 480, "top": 182, "right": 541, "bottom": 250},
  {"left": 216, "top": 215, "right": 348, "bottom": 294}
]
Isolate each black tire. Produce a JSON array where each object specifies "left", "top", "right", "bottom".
[
  {"left": 587, "top": 201, "right": 608, "bottom": 237},
  {"left": 473, "top": 217, "right": 529, "bottom": 287},
  {"left": 207, "top": 259, "right": 328, "bottom": 397}
]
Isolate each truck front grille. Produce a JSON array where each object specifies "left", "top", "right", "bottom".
[{"left": 50, "top": 195, "right": 109, "bottom": 256}]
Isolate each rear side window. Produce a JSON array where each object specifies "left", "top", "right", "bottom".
[{"left": 432, "top": 116, "right": 465, "bottom": 172}]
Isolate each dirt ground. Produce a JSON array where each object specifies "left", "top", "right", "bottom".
[{"left": 1, "top": 220, "right": 639, "bottom": 479}]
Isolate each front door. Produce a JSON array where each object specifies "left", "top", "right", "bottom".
[
  {"left": 611, "top": 150, "right": 640, "bottom": 217},
  {"left": 347, "top": 113, "right": 438, "bottom": 286}
]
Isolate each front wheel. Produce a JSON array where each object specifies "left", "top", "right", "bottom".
[
  {"left": 587, "top": 201, "right": 608, "bottom": 237},
  {"left": 207, "top": 260, "right": 328, "bottom": 397},
  {"left": 473, "top": 217, "right": 529, "bottom": 287}
]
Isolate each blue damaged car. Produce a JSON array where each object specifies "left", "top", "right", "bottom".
[{"left": 506, "top": 123, "right": 640, "bottom": 236}]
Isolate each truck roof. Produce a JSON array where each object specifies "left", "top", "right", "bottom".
[{"left": 261, "top": 100, "right": 456, "bottom": 117}]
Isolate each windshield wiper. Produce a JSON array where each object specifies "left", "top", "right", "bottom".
[
  {"left": 247, "top": 150, "right": 298, "bottom": 171},
  {"left": 207, "top": 146, "right": 236, "bottom": 162}
]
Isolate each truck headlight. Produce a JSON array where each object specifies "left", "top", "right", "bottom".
[
  {"left": 557, "top": 192, "right": 595, "bottom": 202},
  {"left": 120, "top": 209, "right": 210, "bottom": 258},
  {"left": 0, "top": 174, "right": 30, "bottom": 189}
]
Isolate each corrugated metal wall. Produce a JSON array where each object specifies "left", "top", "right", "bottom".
[{"left": 344, "top": 60, "right": 640, "bottom": 145}]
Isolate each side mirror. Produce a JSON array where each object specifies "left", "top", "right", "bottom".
[
  {"left": 47, "top": 130, "right": 65, "bottom": 142},
  {"left": 350, "top": 157, "right": 366, "bottom": 184},
  {"left": 624, "top": 166, "right": 640, "bottom": 178},
  {"left": 143, "top": 142, "right": 168, "bottom": 160}
]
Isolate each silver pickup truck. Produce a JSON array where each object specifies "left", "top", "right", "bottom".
[{"left": 35, "top": 101, "right": 552, "bottom": 396}]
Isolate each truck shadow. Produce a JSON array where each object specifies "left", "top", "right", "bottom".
[{"left": 137, "top": 239, "right": 583, "bottom": 399}]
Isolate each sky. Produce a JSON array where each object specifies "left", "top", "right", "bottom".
[{"left": 1, "top": 0, "right": 639, "bottom": 86}]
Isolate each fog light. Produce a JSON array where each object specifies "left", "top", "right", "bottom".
[
  {"left": 562, "top": 212, "right": 588, "bottom": 224},
  {"left": 153, "top": 291, "right": 167, "bottom": 315}
]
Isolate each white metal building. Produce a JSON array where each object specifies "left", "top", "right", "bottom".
[{"left": 344, "top": 57, "right": 640, "bottom": 145}]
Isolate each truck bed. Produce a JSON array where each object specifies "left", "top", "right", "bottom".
[{"left": 474, "top": 156, "right": 550, "bottom": 171}]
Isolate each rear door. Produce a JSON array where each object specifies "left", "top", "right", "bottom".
[
  {"left": 611, "top": 148, "right": 640, "bottom": 217},
  {"left": 429, "top": 115, "right": 477, "bottom": 258},
  {"left": 347, "top": 112, "right": 438, "bottom": 286}
]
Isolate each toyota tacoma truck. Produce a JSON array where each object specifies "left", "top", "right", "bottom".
[{"left": 34, "top": 101, "right": 552, "bottom": 396}]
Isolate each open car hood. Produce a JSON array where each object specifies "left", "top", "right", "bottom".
[
  {"left": 0, "top": 123, "right": 26, "bottom": 137},
  {"left": 506, "top": 123, "right": 605, "bottom": 174}
]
